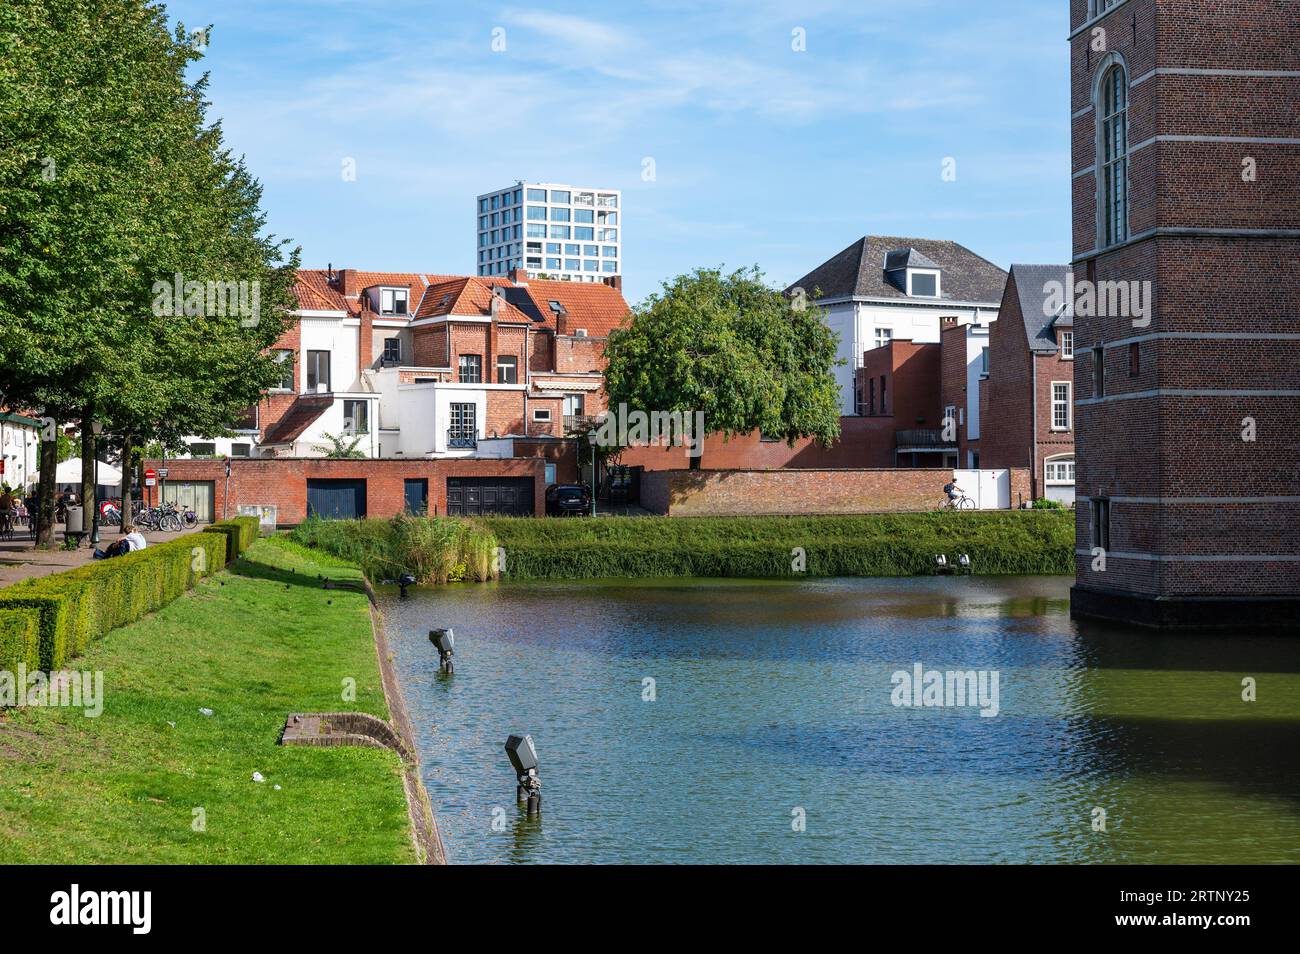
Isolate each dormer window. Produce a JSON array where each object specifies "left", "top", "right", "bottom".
[
  {"left": 884, "top": 248, "right": 942, "bottom": 298},
  {"left": 908, "top": 270, "right": 939, "bottom": 297},
  {"left": 379, "top": 287, "right": 408, "bottom": 316}
]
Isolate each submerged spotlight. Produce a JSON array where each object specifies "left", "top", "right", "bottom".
[
  {"left": 397, "top": 573, "right": 417, "bottom": 598},
  {"left": 505, "top": 734, "right": 541, "bottom": 816},
  {"left": 429, "top": 628, "right": 455, "bottom": 674}
]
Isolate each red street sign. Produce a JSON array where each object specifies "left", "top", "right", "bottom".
[{"left": 144, "top": 468, "right": 157, "bottom": 481}]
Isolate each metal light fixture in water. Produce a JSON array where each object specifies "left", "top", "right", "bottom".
[
  {"left": 429, "top": 628, "right": 455, "bottom": 674},
  {"left": 397, "top": 573, "right": 417, "bottom": 598},
  {"left": 505, "top": 734, "right": 541, "bottom": 816},
  {"left": 958, "top": 554, "right": 972, "bottom": 572}
]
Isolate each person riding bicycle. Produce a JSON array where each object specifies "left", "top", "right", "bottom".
[{"left": 943, "top": 478, "right": 964, "bottom": 508}]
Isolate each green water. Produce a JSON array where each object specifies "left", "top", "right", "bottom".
[{"left": 381, "top": 576, "right": 1300, "bottom": 864}]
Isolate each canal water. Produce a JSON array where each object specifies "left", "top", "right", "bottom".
[{"left": 379, "top": 576, "right": 1300, "bottom": 864}]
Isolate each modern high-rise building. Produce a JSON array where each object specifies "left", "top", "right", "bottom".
[
  {"left": 1068, "top": 0, "right": 1300, "bottom": 629},
  {"left": 476, "top": 181, "right": 621, "bottom": 284}
]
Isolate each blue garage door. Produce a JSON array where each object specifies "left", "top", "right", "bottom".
[{"left": 306, "top": 479, "right": 367, "bottom": 519}]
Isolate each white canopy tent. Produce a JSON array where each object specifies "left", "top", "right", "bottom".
[{"left": 33, "top": 458, "right": 123, "bottom": 487}]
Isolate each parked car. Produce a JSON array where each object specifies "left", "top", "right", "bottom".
[{"left": 546, "top": 483, "right": 591, "bottom": 516}]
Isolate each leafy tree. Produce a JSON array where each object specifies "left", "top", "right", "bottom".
[
  {"left": 0, "top": 1, "right": 297, "bottom": 543},
  {"left": 602, "top": 267, "right": 842, "bottom": 468},
  {"left": 315, "top": 433, "right": 367, "bottom": 459}
]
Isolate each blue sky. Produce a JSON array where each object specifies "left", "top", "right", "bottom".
[{"left": 164, "top": 0, "right": 1071, "bottom": 304}]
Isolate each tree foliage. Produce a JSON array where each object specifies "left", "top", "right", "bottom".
[{"left": 603, "top": 267, "right": 842, "bottom": 463}]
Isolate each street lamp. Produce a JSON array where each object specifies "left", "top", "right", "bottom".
[
  {"left": 505, "top": 734, "right": 541, "bottom": 816},
  {"left": 89, "top": 421, "right": 103, "bottom": 545}
]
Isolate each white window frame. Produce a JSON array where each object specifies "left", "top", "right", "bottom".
[
  {"left": 532, "top": 408, "right": 552, "bottom": 422},
  {"left": 1044, "top": 455, "right": 1076, "bottom": 485},
  {"left": 1060, "top": 331, "right": 1074, "bottom": 360},
  {"left": 1051, "top": 381, "right": 1072, "bottom": 431},
  {"left": 379, "top": 287, "right": 409, "bottom": 316},
  {"left": 906, "top": 269, "right": 941, "bottom": 298},
  {"left": 874, "top": 327, "right": 893, "bottom": 350}
]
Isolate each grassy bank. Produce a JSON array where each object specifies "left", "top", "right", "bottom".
[
  {"left": 0, "top": 538, "right": 414, "bottom": 864},
  {"left": 292, "top": 511, "right": 1074, "bottom": 581},
  {"left": 290, "top": 514, "right": 497, "bottom": 584}
]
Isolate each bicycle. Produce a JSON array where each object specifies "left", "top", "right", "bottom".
[{"left": 938, "top": 494, "right": 976, "bottom": 511}]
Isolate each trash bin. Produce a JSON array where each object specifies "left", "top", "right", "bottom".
[{"left": 65, "top": 506, "right": 84, "bottom": 534}]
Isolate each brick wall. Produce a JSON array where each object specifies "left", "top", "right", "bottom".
[
  {"left": 1070, "top": 0, "right": 1300, "bottom": 613},
  {"left": 144, "top": 457, "right": 546, "bottom": 523},
  {"left": 641, "top": 467, "right": 1031, "bottom": 516}
]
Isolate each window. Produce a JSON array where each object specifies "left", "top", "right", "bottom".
[
  {"left": 1092, "top": 345, "right": 1105, "bottom": 397},
  {"left": 1129, "top": 342, "right": 1140, "bottom": 376},
  {"left": 574, "top": 208, "right": 594, "bottom": 223},
  {"left": 564, "top": 259, "right": 580, "bottom": 271},
  {"left": 562, "top": 393, "right": 585, "bottom": 417},
  {"left": 546, "top": 258, "right": 561, "bottom": 270},
  {"left": 496, "top": 355, "right": 518, "bottom": 384},
  {"left": 909, "top": 272, "right": 938, "bottom": 297},
  {"left": 526, "top": 223, "right": 547, "bottom": 238},
  {"left": 944, "top": 404, "right": 957, "bottom": 433},
  {"left": 583, "top": 260, "right": 598, "bottom": 272},
  {"left": 1099, "top": 62, "right": 1128, "bottom": 247},
  {"left": 1045, "top": 457, "right": 1076, "bottom": 484},
  {"left": 1052, "top": 382, "right": 1072, "bottom": 430},
  {"left": 449, "top": 403, "right": 476, "bottom": 445},
  {"left": 550, "top": 207, "right": 570, "bottom": 222},
  {"left": 583, "top": 244, "right": 598, "bottom": 256},
  {"left": 550, "top": 190, "right": 570, "bottom": 204},
  {"left": 874, "top": 327, "right": 893, "bottom": 350},
  {"left": 273, "top": 349, "right": 294, "bottom": 390},
  {"left": 378, "top": 287, "right": 408, "bottom": 315},
  {"left": 574, "top": 226, "right": 594, "bottom": 240},
  {"left": 382, "top": 337, "right": 401, "bottom": 365},
  {"left": 526, "top": 206, "right": 547, "bottom": 220},
  {"left": 602, "top": 261, "right": 617, "bottom": 272},
  {"left": 343, "top": 399, "right": 369, "bottom": 434},
  {"left": 1091, "top": 498, "right": 1110, "bottom": 551},
  {"left": 458, "top": 354, "right": 482, "bottom": 384},
  {"left": 532, "top": 408, "right": 552, "bottom": 422},
  {"left": 527, "top": 188, "right": 546, "bottom": 201},
  {"left": 601, "top": 246, "right": 617, "bottom": 258},
  {"left": 550, "top": 226, "right": 571, "bottom": 239},
  {"left": 189, "top": 442, "right": 216, "bottom": 456},
  {"left": 1060, "top": 331, "right": 1074, "bottom": 359},
  {"left": 868, "top": 378, "right": 876, "bottom": 415},
  {"left": 231, "top": 443, "right": 251, "bottom": 458},
  {"left": 980, "top": 347, "right": 990, "bottom": 375},
  {"left": 306, "top": 350, "right": 330, "bottom": 392},
  {"left": 880, "top": 374, "right": 887, "bottom": 414},
  {"left": 546, "top": 242, "right": 561, "bottom": 254}
]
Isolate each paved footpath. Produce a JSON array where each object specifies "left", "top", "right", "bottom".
[{"left": 0, "top": 525, "right": 206, "bottom": 588}]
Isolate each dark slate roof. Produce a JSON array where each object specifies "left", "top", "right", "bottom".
[
  {"left": 1008, "top": 264, "right": 1073, "bottom": 354},
  {"left": 788, "top": 235, "right": 1007, "bottom": 304},
  {"left": 884, "top": 247, "right": 941, "bottom": 272}
]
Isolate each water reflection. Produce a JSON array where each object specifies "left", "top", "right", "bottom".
[{"left": 381, "top": 576, "right": 1300, "bottom": 864}]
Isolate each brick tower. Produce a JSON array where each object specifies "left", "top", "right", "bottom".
[{"left": 1068, "top": 0, "right": 1300, "bottom": 629}]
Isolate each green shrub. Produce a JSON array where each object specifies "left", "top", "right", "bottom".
[
  {"left": 289, "top": 514, "right": 499, "bottom": 583},
  {"left": 202, "top": 515, "right": 260, "bottom": 564},
  {"left": 0, "top": 607, "right": 42, "bottom": 674},
  {"left": 0, "top": 532, "right": 227, "bottom": 672},
  {"left": 1031, "top": 497, "right": 1065, "bottom": 510}
]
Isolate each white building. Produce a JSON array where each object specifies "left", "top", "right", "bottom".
[
  {"left": 477, "top": 181, "right": 621, "bottom": 283},
  {"left": 0, "top": 412, "right": 40, "bottom": 490},
  {"left": 788, "top": 237, "right": 1007, "bottom": 415}
]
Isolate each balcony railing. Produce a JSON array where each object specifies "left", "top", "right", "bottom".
[
  {"left": 447, "top": 429, "right": 477, "bottom": 449},
  {"left": 563, "top": 414, "right": 596, "bottom": 434},
  {"left": 895, "top": 428, "right": 954, "bottom": 449}
]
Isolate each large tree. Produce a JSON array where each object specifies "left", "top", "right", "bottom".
[
  {"left": 0, "top": 0, "right": 297, "bottom": 543},
  {"left": 602, "top": 267, "right": 842, "bottom": 468}
]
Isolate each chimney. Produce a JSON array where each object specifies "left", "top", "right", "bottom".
[
  {"left": 603, "top": 274, "right": 622, "bottom": 292},
  {"left": 940, "top": 315, "right": 958, "bottom": 330},
  {"left": 510, "top": 267, "right": 529, "bottom": 285},
  {"left": 336, "top": 269, "right": 358, "bottom": 296},
  {"left": 490, "top": 285, "right": 505, "bottom": 318}
]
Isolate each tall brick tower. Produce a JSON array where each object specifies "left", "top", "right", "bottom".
[{"left": 1068, "top": 0, "right": 1300, "bottom": 629}]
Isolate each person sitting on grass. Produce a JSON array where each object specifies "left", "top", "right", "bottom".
[{"left": 93, "top": 522, "right": 147, "bottom": 560}]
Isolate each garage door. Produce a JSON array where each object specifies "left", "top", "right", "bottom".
[
  {"left": 306, "top": 479, "right": 367, "bottom": 520},
  {"left": 162, "top": 481, "right": 215, "bottom": 522},
  {"left": 446, "top": 477, "right": 534, "bottom": 516}
]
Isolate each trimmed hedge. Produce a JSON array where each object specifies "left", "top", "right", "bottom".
[
  {"left": 484, "top": 512, "right": 1076, "bottom": 580},
  {"left": 202, "top": 516, "right": 260, "bottom": 564},
  {"left": 0, "top": 531, "right": 228, "bottom": 674}
]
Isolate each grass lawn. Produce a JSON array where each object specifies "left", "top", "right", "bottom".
[{"left": 0, "top": 537, "right": 415, "bottom": 864}]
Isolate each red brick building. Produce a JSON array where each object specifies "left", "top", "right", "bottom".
[
  {"left": 1068, "top": 0, "right": 1300, "bottom": 629},
  {"left": 977, "top": 265, "right": 1077, "bottom": 503}
]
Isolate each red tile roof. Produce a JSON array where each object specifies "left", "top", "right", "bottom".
[{"left": 293, "top": 269, "right": 631, "bottom": 335}]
